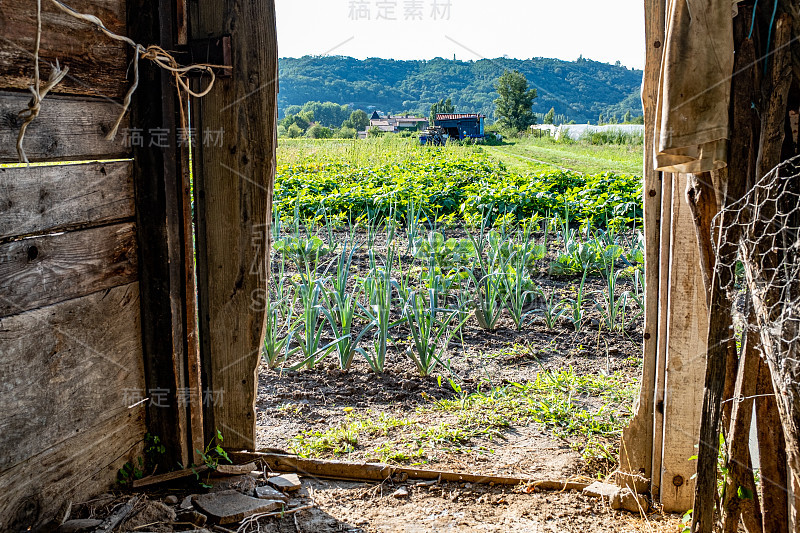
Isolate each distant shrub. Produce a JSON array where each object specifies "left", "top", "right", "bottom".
[
  {"left": 579, "top": 129, "right": 643, "bottom": 146},
  {"left": 307, "top": 125, "right": 333, "bottom": 139}
]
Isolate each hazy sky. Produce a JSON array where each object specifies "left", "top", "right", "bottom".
[{"left": 275, "top": 0, "right": 645, "bottom": 70}]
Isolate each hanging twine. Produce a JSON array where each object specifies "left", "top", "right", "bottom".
[
  {"left": 16, "top": 0, "right": 228, "bottom": 163},
  {"left": 16, "top": 0, "right": 69, "bottom": 164}
]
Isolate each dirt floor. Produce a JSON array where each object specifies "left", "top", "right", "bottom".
[{"left": 63, "top": 477, "right": 682, "bottom": 533}]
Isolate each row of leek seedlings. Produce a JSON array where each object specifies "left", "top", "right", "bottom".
[{"left": 263, "top": 209, "right": 645, "bottom": 373}]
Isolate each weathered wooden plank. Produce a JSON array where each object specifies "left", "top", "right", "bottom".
[
  {"left": 232, "top": 452, "right": 591, "bottom": 491},
  {"left": 0, "top": 161, "right": 134, "bottom": 241},
  {"left": 660, "top": 172, "right": 708, "bottom": 512},
  {"left": 192, "top": 0, "right": 276, "bottom": 449},
  {"left": 651, "top": 171, "right": 673, "bottom": 501},
  {"left": 0, "top": 0, "right": 129, "bottom": 98},
  {"left": 0, "top": 92, "right": 129, "bottom": 162},
  {"left": 0, "top": 282, "right": 144, "bottom": 473},
  {"left": 179, "top": 104, "right": 204, "bottom": 464},
  {"left": 722, "top": 311, "right": 763, "bottom": 533},
  {"left": 0, "top": 222, "right": 137, "bottom": 317},
  {"left": 618, "top": 0, "right": 666, "bottom": 491},
  {"left": 127, "top": 0, "right": 192, "bottom": 468},
  {"left": 0, "top": 405, "right": 145, "bottom": 531},
  {"left": 756, "top": 356, "right": 790, "bottom": 532}
]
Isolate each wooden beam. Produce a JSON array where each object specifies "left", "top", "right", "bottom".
[
  {"left": 230, "top": 452, "right": 590, "bottom": 491},
  {"left": 721, "top": 312, "right": 763, "bottom": 533},
  {"left": 756, "top": 356, "right": 790, "bottom": 532},
  {"left": 0, "top": 222, "right": 137, "bottom": 318},
  {"left": 191, "top": 0, "right": 277, "bottom": 449},
  {"left": 127, "top": 0, "right": 192, "bottom": 468},
  {"left": 0, "top": 0, "right": 129, "bottom": 98},
  {"left": 0, "top": 92, "right": 129, "bottom": 162},
  {"left": 0, "top": 161, "right": 134, "bottom": 242},
  {"left": 618, "top": 0, "right": 666, "bottom": 490},
  {"left": 689, "top": 168, "right": 726, "bottom": 533},
  {"left": 178, "top": 100, "right": 204, "bottom": 465}
]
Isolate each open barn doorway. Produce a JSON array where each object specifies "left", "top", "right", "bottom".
[
  {"left": 4, "top": 0, "right": 796, "bottom": 529},
  {"left": 246, "top": 1, "right": 685, "bottom": 531}
]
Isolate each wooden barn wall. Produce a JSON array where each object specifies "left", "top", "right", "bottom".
[{"left": 0, "top": 0, "right": 146, "bottom": 527}]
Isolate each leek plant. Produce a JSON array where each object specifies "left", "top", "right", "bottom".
[
  {"left": 360, "top": 230, "right": 403, "bottom": 373},
  {"left": 563, "top": 268, "right": 590, "bottom": 332},
  {"left": 262, "top": 257, "right": 299, "bottom": 368},
  {"left": 320, "top": 243, "right": 376, "bottom": 370},
  {"left": 402, "top": 288, "right": 469, "bottom": 376},
  {"left": 262, "top": 292, "right": 298, "bottom": 369},
  {"left": 292, "top": 280, "right": 341, "bottom": 369},
  {"left": 502, "top": 226, "right": 542, "bottom": 331},
  {"left": 467, "top": 246, "right": 511, "bottom": 331},
  {"left": 592, "top": 245, "right": 628, "bottom": 331},
  {"left": 533, "top": 286, "right": 567, "bottom": 331}
]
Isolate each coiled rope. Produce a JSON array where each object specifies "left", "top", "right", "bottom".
[{"left": 17, "top": 0, "right": 228, "bottom": 163}]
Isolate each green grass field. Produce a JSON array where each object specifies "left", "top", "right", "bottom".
[{"left": 484, "top": 136, "right": 644, "bottom": 176}]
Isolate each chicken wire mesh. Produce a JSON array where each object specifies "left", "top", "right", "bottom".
[{"left": 712, "top": 154, "right": 800, "bottom": 404}]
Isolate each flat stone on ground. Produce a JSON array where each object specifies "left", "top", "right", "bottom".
[
  {"left": 215, "top": 462, "right": 258, "bottom": 476},
  {"left": 255, "top": 485, "right": 290, "bottom": 502},
  {"left": 193, "top": 490, "right": 283, "bottom": 525},
  {"left": 392, "top": 487, "right": 410, "bottom": 499},
  {"left": 209, "top": 474, "right": 257, "bottom": 494},
  {"left": 267, "top": 473, "right": 301, "bottom": 492},
  {"left": 582, "top": 481, "right": 619, "bottom": 499},
  {"left": 610, "top": 488, "right": 648, "bottom": 513}
]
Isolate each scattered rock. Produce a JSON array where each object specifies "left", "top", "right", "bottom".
[
  {"left": 583, "top": 482, "right": 648, "bottom": 513},
  {"left": 192, "top": 490, "right": 284, "bottom": 525},
  {"left": 583, "top": 481, "right": 619, "bottom": 499},
  {"left": 57, "top": 519, "right": 103, "bottom": 533},
  {"left": 122, "top": 500, "right": 176, "bottom": 531},
  {"left": 614, "top": 471, "right": 650, "bottom": 494},
  {"left": 267, "top": 473, "right": 302, "bottom": 492},
  {"left": 210, "top": 474, "right": 258, "bottom": 495},
  {"left": 610, "top": 488, "right": 648, "bottom": 513},
  {"left": 215, "top": 462, "right": 258, "bottom": 476},
  {"left": 180, "top": 495, "right": 195, "bottom": 510},
  {"left": 391, "top": 472, "right": 409, "bottom": 483},
  {"left": 255, "top": 485, "right": 290, "bottom": 502},
  {"left": 392, "top": 487, "right": 410, "bottom": 499},
  {"left": 177, "top": 509, "right": 208, "bottom": 526},
  {"left": 164, "top": 495, "right": 179, "bottom": 505}
]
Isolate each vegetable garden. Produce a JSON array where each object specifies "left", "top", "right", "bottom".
[{"left": 257, "top": 137, "right": 646, "bottom": 480}]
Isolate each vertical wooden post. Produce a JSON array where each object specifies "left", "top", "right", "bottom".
[
  {"left": 191, "top": 0, "right": 277, "bottom": 449},
  {"left": 756, "top": 357, "right": 790, "bottom": 532},
  {"left": 659, "top": 173, "right": 709, "bottom": 512},
  {"left": 651, "top": 170, "right": 673, "bottom": 501},
  {"left": 128, "top": 0, "right": 194, "bottom": 468},
  {"left": 618, "top": 0, "right": 666, "bottom": 490}
]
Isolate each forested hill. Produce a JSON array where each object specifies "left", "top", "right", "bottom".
[{"left": 278, "top": 56, "right": 643, "bottom": 124}]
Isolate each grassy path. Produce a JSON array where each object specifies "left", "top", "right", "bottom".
[{"left": 484, "top": 139, "right": 643, "bottom": 176}]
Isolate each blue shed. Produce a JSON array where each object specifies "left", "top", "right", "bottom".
[{"left": 434, "top": 113, "right": 486, "bottom": 140}]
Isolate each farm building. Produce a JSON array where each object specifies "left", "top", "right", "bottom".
[
  {"left": 369, "top": 111, "right": 428, "bottom": 133},
  {"left": 434, "top": 113, "right": 486, "bottom": 140},
  {"left": 1, "top": 0, "right": 800, "bottom": 531}
]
